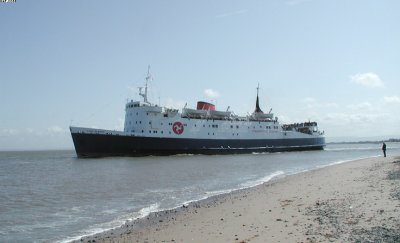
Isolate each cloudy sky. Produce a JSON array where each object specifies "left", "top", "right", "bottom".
[{"left": 1, "top": 0, "right": 399, "bottom": 150}]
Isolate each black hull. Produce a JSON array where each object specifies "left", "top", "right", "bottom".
[{"left": 71, "top": 133, "right": 325, "bottom": 158}]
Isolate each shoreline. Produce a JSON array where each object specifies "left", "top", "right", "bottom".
[{"left": 75, "top": 155, "right": 400, "bottom": 242}]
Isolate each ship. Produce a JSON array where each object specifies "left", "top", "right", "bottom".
[{"left": 70, "top": 69, "right": 325, "bottom": 158}]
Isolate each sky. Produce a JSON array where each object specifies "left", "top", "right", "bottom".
[{"left": 0, "top": 0, "right": 399, "bottom": 150}]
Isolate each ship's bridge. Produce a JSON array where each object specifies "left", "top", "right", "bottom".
[
  {"left": 126, "top": 101, "right": 150, "bottom": 109},
  {"left": 125, "top": 100, "right": 162, "bottom": 112}
]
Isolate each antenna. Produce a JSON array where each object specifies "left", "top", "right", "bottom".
[
  {"left": 256, "top": 83, "right": 260, "bottom": 96},
  {"left": 139, "top": 65, "right": 151, "bottom": 104}
]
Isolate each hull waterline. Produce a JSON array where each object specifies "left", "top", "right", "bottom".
[{"left": 71, "top": 132, "right": 325, "bottom": 158}]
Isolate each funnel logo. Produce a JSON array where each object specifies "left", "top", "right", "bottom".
[{"left": 172, "top": 122, "right": 184, "bottom": 135}]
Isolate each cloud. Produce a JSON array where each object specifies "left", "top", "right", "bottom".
[
  {"left": 347, "top": 102, "right": 374, "bottom": 111},
  {"left": 0, "top": 126, "right": 68, "bottom": 142},
  {"left": 216, "top": 9, "right": 248, "bottom": 18},
  {"left": 165, "top": 98, "right": 186, "bottom": 109},
  {"left": 303, "top": 97, "right": 316, "bottom": 103},
  {"left": 0, "top": 128, "right": 20, "bottom": 136},
  {"left": 350, "top": 72, "right": 384, "bottom": 88},
  {"left": 115, "top": 118, "right": 124, "bottom": 131},
  {"left": 383, "top": 96, "right": 400, "bottom": 104},
  {"left": 302, "top": 97, "right": 338, "bottom": 109},
  {"left": 323, "top": 112, "right": 388, "bottom": 124},
  {"left": 47, "top": 126, "right": 66, "bottom": 135},
  {"left": 204, "top": 89, "right": 220, "bottom": 98},
  {"left": 127, "top": 86, "right": 137, "bottom": 93}
]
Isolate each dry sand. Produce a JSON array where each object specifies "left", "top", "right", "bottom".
[{"left": 76, "top": 156, "right": 400, "bottom": 243}]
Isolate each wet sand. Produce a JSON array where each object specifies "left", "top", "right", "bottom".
[{"left": 76, "top": 156, "right": 400, "bottom": 243}]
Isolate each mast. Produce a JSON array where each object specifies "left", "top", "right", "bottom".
[
  {"left": 255, "top": 83, "right": 263, "bottom": 113},
  {"left": 139, "top": 65, "right": 151, "bottom": 104}
]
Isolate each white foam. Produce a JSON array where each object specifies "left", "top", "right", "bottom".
[
  {"left": 239, "top": 170, "right": 285, "bottom": 188},
  {"left": 204, "top": 189, "right": 235, "bottom": 196},
  {"left": 136, "top": 203, "right": 160, "bottom": 220},
  {"left": 59, "top": 203, "right": 160, "bottom": 243},
  {"left": 325, "top": 147, "right": 378, "bottom": 151},
  {"left": 322, "top": 155, "right": 381, "bottom": 168}
]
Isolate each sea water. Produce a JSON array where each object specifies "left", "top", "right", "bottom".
[{"left": 0, "top": 143, "right": 399, "bottom": 242}]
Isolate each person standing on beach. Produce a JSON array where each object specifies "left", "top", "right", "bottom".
[{"left": 382, "top": 142, "right": 387, "bottom": 157}]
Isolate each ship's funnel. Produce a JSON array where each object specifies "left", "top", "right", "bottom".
[
  {"left": 255, "top": 95, "right": 263, "bottom": 113},
  {"left": 197, "top": 101, "right": 215, "bottom": 110},
  {"left": 254, "top": 84, "right": 263, "bottom": 113}
]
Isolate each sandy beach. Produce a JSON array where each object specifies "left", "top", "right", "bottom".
[{"left": 76, "top": 156, "right": 400, "bottom": 243}]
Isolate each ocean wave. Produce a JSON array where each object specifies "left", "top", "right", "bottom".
[
  {"left": 59, "top": 203, "right": 160, "bottom": 243},
  {"left": 137, "top": 203, "right": 160, "bottom": 219},
  {"left": 239, "top": 170, "right": 285, "bottom": 188},
  {"left": 325, "top": 147, "right": 380, "bottom": 151}
]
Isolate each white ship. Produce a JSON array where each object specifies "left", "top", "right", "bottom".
[{"left": 70, "top": 69, "right": 325, "bottom": 157}]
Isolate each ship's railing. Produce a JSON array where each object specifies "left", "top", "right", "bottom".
[
  {"left": 70, "top": 126, "right": 126, "bottom": 136},
  {"left": 282, "top": 122, "right": 320, "bottom": 135}
]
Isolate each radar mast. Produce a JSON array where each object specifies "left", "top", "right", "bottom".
[{"left": 139, "top": 65, "right": 151, "bottom": 104}]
